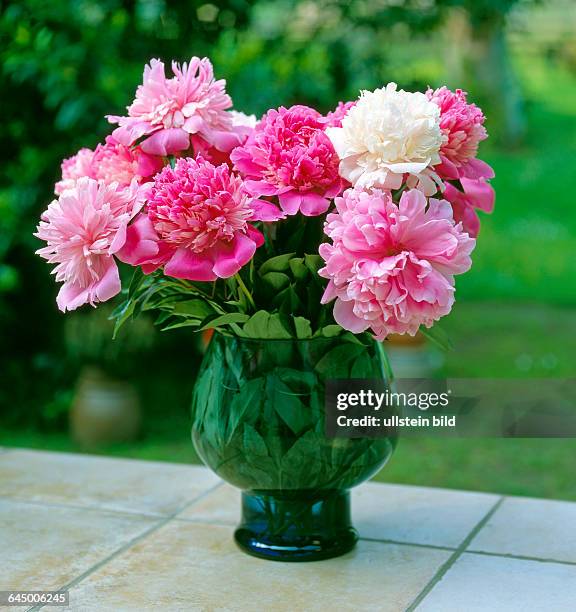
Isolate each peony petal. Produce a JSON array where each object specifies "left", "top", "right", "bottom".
[
  {"left": 140, "top": 129, "right": 190, "bottom": 156},
  {"left": 249, "top": 198, "right": 285, "bottom": 222},
  {"left": 461, "top": 178, "right": 495, "bottom": 213},
  {"left": 164, "top": 247, "right": 217, "bottom": 281},
  {"left": 136, "top": 151, "right": 164, "bottom": 178},
  {"left": 203, "top": 128, "right": 244, "bottom": 152},
  {"left": 435, "top": 156, "right": 460, "bottom": 180},
  {"left": 116, "top": 215, "right": 161, "bottom": 265},
  {"left": 243, "top": 180, "right": 279, "bottom": 197},
  {"left": 94, "top": 260, "right": 122, "bottom": 303},
  {"left": 278, "top": 191, "right": 302, "bottom": 215},
  {"left": 56, "top": 282, "right": 91, "bottom": 312},
  {"left": 212, "top": 233, "right": 257, "bottom": 278},
  {"left": 299, "top": 192, "right": 331, "bottom": 217},
  {"left": 246, "top": 225, "right": 265, "bottom": 248},
  {"left": 110, "top": 122, "right": 152, "bottom": 146},
  {"left": 461, "top": 158, "right": 495, "bottom": 180},
  {"left": 333, "top": 298, "right": 370, "bottom": 334},
  {"left": 324, "top": 127, "right": 348, "bottom": 158}
]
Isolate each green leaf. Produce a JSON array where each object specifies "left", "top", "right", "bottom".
[
  {"left": 350, "top": 351, "right": 374, "bottom": 378},
  {"left": 243, "top": 424, "right": 269, "bottom": 457},
  {"left": 160, "top": 319, "right": 201, "bottom": 331},
  {"left": 173, "top": 299, "right": 215, "bottom": 319},
  {"left": 242, "top": 311, "right": 292, "bottom": 339},
  {"left": 280, "top": 431, "right": 323, "bottom": 487},
  {"left": 128, "top": 267, "right": 145, "bottom": 298},
  {"left": 288, "top": 258, "right": 308, "bottom": 281},
  {"left": 321, "top": 324, "right": 342, "bottom": 338},
  {"left": 111, "top": 300, "right": 135, "bottom": 339},
  {"left": 267, "top": 376, "right": 311, "bottom": 436},
  {"left": 304, "top": 254, "right": 323, "bottom": 275},
  {"left": 419, "top": 324, "right": 453, "bottom": 351},
  {"left": 294, "top": 316, "right": 312, "bottom": 339},
  {"left": 259, "top": 252, "right": 296, "bottom": 275},
  {"left": 275, "top": 367, "right": 317, "bottom": 392},
  {"left": 314, "top": 343, "right": 365, "bottom": 378},
  {"left": 226, "top": 378, "right": 265, "bottom": 444},
  {"left": 198, "top": 313, "right": 250, "bottom": 331},
  {"left": 261, "top": 271, "right": 291, "bottom": 291}
]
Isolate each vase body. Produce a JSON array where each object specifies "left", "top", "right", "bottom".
[{"left": 191, "top": 332, "right": 396, "bottom": 561}]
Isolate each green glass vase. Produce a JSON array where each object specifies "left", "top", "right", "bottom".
[{"left": 191, "top": 332, "right": 396, "bottom": 561}]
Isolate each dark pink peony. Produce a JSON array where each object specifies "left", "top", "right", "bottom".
[
  {"left": 427, "top": 86, "right": 494, "bottom": 181},
  {"left": 231, "top": 105, "right": 344, "bottom": 217},
  {"left": 443, "top": 178, "right": 495, "bottom": 238},
  {"left": 118, "top": 157, "right": 282, "bottom": 281}
]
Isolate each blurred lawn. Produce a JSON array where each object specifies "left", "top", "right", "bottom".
[{"left": 460, "top": 56, "right": 576, "bottom": 304}]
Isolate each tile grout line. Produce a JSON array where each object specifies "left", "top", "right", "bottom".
[
  {"left": 404, "top": 495, "right": 506, "bottom": 612},
  {"left": 466, "top": 549, "right": 576, "bottom": 568},
  {"left": 0, "top": 495, "right": 166, "bottom": 521},
  {"left": 27, "top": 481, "right": 224, "bottom": 612},
  {"left": 358, "top": 536, "right": 456, "bottom": 553}
]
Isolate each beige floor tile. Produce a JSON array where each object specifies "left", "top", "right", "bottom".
[
  {"left": 417, "top": 552, "right": 576, "bottom": 612},
  {"left": 66, "top": 521, "right": 450, "bottom": 612},
  {"left": 353, "top": 482, "right": 499, "bottom": 548},
  {"left": 177, "top": 483, "right": 239, "bottom": 524},
  {"left": 0, "top": 500, "right": 157, "bottom": 591},
  {"left": 179, "top": 482, "right": 499, "bottom": 549},
  {"left": 0, "top": 449, "right": 219, "bottom": 516},
  {"left": 468, "top": 496, "right": 576, "bottom": 563}
]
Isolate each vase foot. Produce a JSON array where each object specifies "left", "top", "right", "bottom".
[{"left": 234, "top": 490, "right": 358, "bottom": 562}]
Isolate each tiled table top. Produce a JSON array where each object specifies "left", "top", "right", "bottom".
[{"left": 1, "top": 448, "right": 575, "bottom": 612}]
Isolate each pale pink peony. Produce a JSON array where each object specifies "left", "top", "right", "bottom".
[
  {"left": 92, "top": 137, "right": 163, "bottom": 185},
  {"left": 118, "top": 157, "right": 282, "bottom": 281},
  {"left": 55, "top": 148, "right": 95, "bottom": 194},
  {"left": 54, "top": 138, "right": 162, "bottom": 195},
  {"left": 319, "top": 188, "right": 475, "bottom": 338},
  {"left": 427, "top": 86, "right": 493, "bottom": 181},
  {"left": 107, "top": 57, "right": 243, "bottom": 156},
  {"left": 443, "top": 178, "right": 495, "bottom": 237},
  {"left": 36, "top": 177, "right": 147, "bottom": 312},
  {"left": 231, "top": 105, "right": 344, "bottom": 217}
]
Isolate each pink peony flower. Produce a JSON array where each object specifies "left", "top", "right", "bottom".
[
  {"left": 319, "top": 188, "right": 475, "bottom": 338},
  {"left": 54, "top": 138, "right": 162, "bottom": 195},
  {"left": 118, "top": 157, "right": 282, "bottom": 281},
  {"left": 92, "top": 137, "right": 163, "bottom": 185},
  {"left": 322, "top": 101, "right": 355, "bottom": 128},
  {"left": 55, "top": 148, "right": 95, "bottom": 194},
  {"left": 443, "top": 178, "right": 495, "bottom": 238},
  {"left": 427, "top": 86, "right": 493, "bottom": 181},
  {"left": 36, "top": 177, "right": 147, "bottom": 312},
  {"left": 107, "top": 57, "right": 243, "bottom": 156},
  {"left": 231, "top": 105, "right": 344, "bottom": 217}
]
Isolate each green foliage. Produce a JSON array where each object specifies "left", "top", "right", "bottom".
[{"left": 111, "top": 247, "right": 337, "bottom": 339}]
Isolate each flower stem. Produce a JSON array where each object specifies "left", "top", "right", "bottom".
[{"left": 234, "top": 273, "right": 256, "bottom": 310}]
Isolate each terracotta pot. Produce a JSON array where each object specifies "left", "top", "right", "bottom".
[{"left": 70, "top": 367, "right": 141, "bottom": 448}]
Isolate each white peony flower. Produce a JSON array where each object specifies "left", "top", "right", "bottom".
[
  {"left": 230, "top": 110, "right": 258, "bottom": 128},
  {"left": 326, "top": 83, "right": 445, "bottom": 195}
]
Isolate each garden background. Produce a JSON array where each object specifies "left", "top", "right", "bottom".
[{"left": 1, "top": 0, "right": 575, "bottom": 499}]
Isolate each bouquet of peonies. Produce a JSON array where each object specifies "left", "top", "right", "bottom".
[{"left": 36, "top": 57, "right": 494, "bottom": 343}]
